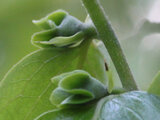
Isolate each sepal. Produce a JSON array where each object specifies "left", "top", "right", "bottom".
[
  {"left": 32, "top": 10, "right": 96, "bottom": 48},
  {"left": 50, "top": 70, "right": 108, "bottom": 108}
]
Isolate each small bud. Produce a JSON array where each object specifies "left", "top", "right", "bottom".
[
  {"left": 50, "top": 70, "right": 108, "bottom": 108},
  {"left": 31, "top": 10, "right": 96, "bottom": 48}
]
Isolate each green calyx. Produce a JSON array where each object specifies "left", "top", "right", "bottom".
[
  {"left": 31, "top": 10, "right": 96, "bottom": 48},
  {"left": 50, "top": 70, "right": 108, "bottom": 108}
]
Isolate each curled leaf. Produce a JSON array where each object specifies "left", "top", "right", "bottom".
[
  {"left": 32, "top": 10, "right": 67, "bottom": 29},
  {"left": 32, "top": 10, "right": 96, "bottom": 48},
  {"left": 50, "top": 70, "right": 108, "bottom": 108}
]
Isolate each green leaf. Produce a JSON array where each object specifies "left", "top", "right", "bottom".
[
  {"left": 50, "top": 70, "right": 107, "bottom": 108},
  {"left": 95, "top": 91, "right": 160, "bottom": 120},
  {"left": 0, "top": 42, "right": 6, "bottom": 81},
  {"left": 0, "top": 42, "right": 107, "bottom": 120},
  {"left": 36, "top": 91, "right": 160, "bottom": 120},
  {"left": 148, "top": 71, "right": 160, "bottom": 96},
  {"left": 35, "top": 104, "right": 96, "bottom": 120}
]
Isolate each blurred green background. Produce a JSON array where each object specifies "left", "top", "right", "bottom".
[{"left": 0, "top": 0, "right": 160, "bottom": 90}]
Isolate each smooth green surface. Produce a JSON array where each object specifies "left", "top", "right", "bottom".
[
  {"left": 148, "top": 71, "right": 160, "bottom": 96},
  {"left": 0, "top": 0, "right": 156, "bottom": 87},
  {"left": 35, "top": 104, "right": 96, "bottom": 120},
  {"left": 50, "top": 70, "right": 107, "bottom": 108},
  {"left": 0, "top": 0, "right": 87, "bottom": 81},
  {"left": 0, "top": 42, "right": 107, "bottom": 120},
  {"left": 96, "top": 41, "right": 119, "bottom": 90},
  {"left": 96, "top": 91, "right": 160, "bottom": 120},
  {"left": 81, "top": 0, "right": 138, "bottom": 91},
  {"left": 0, "top": 2, "right": 159, "bottom": 119},
  {"left": 36, "top": 91, "right": 160, "bottom": 120},
  {"left": 106, "top": 70, "right": 114, "bottom": 93},
  {"left": 0, "top": 42, "right": 6, "bottom": 80}
]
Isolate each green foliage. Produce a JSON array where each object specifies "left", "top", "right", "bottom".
[
  {"left": 0, "top": 42, "right": 6, "bottom": 80},
  {"left": 1, "top": 0, "right": 160, "bottom": 119},
  {"left": 82, "top": 0, "right": 138, "bottom": 91},
  {"left": 148, "top": 71, "right": 160, "bottom": 96},
  {"left": 96, "top": 91, "right": 160, "bottom": 120},
  {"left": 0, "top": 0, "right": 85, "bottom": 81},
  {"left": 35, "top": 91, "right": 160, "bottom": 120},
  {"left": 35, "top": 104, "right": 96, "bottom": 120},
  {"left": 0, "top": 41, "right": 107, "bottom": 120}
]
